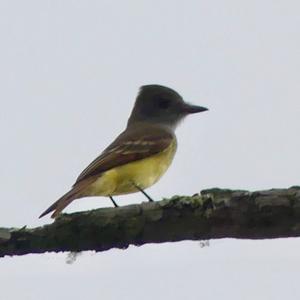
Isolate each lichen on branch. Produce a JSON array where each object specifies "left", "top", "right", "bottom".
[{"left": 1, "top": 186, "right": 300, "bottom": 257}]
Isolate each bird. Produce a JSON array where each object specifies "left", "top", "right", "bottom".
[{"left": 39, "top": 84, "right": 208, "bottom": 218}]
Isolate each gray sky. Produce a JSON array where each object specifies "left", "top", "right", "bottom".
[{"left": 1, "top": 1, "right": 300, "bottom": 299}]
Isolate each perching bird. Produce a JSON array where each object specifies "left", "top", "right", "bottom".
[{"left": 39, "top": 84, "right": 208, "bottom": 218}]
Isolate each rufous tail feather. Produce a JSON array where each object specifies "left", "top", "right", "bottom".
[
  {"left": 39, "top": 189, "right": 80, "bottom": 219},
  {"left": 39, "top": 177, "right": 96, "bottom": 219}
]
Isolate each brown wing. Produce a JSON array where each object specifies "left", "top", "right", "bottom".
[{"left": 73, "top": 125, "right": 174, "bottom": 186}]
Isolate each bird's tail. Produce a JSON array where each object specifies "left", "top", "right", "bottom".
[{"left": 39, "top": 188, "right": 81, "bottom": 219}]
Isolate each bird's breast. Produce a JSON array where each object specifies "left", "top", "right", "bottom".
[{"left": 87, "top": 138, "right": 177, "bottom": 196}]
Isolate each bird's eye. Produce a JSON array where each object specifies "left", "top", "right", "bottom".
[{"left": 158, "top": 98, "right": 171, "bottom": 109}]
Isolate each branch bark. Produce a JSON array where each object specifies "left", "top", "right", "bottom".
[{"left": 1, "top": 186, "right": 300, "bottom": 257}]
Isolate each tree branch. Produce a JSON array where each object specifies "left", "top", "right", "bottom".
[{"left": 1, "top": 186, "right": 300, "bottom": 257}]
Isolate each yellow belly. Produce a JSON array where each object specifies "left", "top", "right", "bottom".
[{"left": 85, "top": 139, "right": 177, "bottom": 196}]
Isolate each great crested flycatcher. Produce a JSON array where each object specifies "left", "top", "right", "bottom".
[{"left": 39, "top": 84, "right": 208, "bottom": 218}]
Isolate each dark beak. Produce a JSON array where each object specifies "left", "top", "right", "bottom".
[{"left": 182, "top": 103, "right": 209, "bottom": 114}]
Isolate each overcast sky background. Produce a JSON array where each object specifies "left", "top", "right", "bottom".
[{"left": 1, "top": 1, "right": 300, "bottom": 299}]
